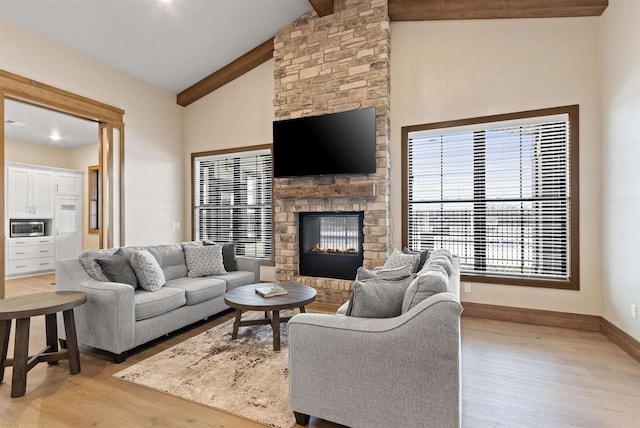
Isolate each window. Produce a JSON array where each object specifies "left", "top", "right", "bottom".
[
  {"left": 88, "top": 165, "right": 100, "bottom": 234},
  {"left": 192, "top": 145, "right": 272, "bottom": 259},
  {"left": 402, "top": 106, "right": 579, "bottom": 289}
]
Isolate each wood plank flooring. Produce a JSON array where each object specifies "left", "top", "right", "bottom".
[{"left": 1, "top": 274, "right": 639, "bottom": 428}]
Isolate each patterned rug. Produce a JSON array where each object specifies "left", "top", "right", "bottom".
[{"left": 113, "top": 310, "right": 304, "bottom": 428}]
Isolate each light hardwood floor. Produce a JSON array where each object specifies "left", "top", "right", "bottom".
[{"left": 1, "top": 274, "right": 639, "bottom": 428}]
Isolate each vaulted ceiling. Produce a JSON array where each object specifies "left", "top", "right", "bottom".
[{"left": 0, "top": 0, "right": 608, "bottom": 107}]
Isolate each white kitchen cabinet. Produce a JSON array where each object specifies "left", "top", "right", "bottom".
[
  {"left": 7, "top": 166, "right": 54, "bottom": 218},
  {"left": 54, "top": 195, "right": 82, "bottom": 263},
  {"left": 55, "top": 171, "right": 82, "bottom": 196},
  {"left": 6, "top": 236, "right": 55, "bottom": 276}
]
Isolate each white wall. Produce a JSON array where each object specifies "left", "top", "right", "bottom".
[
  {"left": 600, "top": 0, "right": 640, "bottom": 340},
  {"left": 391, "top": 18, "right": 602, "bottom": 315},
  {"left": 183, "top": 59, "right": 275, "bottom": 279},
  {"left": 0, "top": 19, "right": 185, "bottom": 246},
  {"left": 5, "top": 138, "right": 74, "bottom": 169}
]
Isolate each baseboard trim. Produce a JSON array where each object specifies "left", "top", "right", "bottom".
[
  {"left": 461, "top": 302, "right": 601, "bottom": 331},
  {"left": 461, "top": 302, "right": 640, "bottom": 363},
  {"left": 599, "top": 318, "right": 640, "bottom": 363}
]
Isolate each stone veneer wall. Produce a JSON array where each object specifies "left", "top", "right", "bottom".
[{"left": 272, "top": 0, "right": 391, "bottom": 303}]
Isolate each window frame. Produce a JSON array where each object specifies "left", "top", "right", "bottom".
[
  {"left": 191, "top": 144, "right": 274, "bottom": 265},
  {"left": 401, "top": 105, "right": 580, "bottom": 290},
  {"left": 88, "top": 165, "right": 100, "bottom": 234}
]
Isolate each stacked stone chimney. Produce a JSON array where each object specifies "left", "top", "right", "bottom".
[{"left": 272, "top": 0, "right": 391, "bottom": 303}]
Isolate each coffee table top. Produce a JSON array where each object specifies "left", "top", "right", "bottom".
[
  {"left": 224, "top": 283, "right": 316, "bottom": 311},
  {"left": 0, "top": 291, "right": 87, "bottom": 320}
]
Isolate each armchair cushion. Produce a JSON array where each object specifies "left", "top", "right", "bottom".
[
  {"left": 356, "top": 264, "right": 413, "bottom": 280},
  {"left": 402, "top": 268, "right": 449, "bottom": 313},
  {"left": 346, "top": 274, "right": 416, "bottom": 318}
]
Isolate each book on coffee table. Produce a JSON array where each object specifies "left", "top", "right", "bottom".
[{"left": 255, "top": 286, "right": 288, "bottom": 298}]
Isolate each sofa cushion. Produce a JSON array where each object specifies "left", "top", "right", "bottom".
[
  {"left": 145, "top": 244, "right": 188, "bottom": 280},
  {"left": 214, "top": 270, "right": 257, "bottom": 291},
  {"left": 131, "top": 249, "right": 166, "bottom": 291},
  {"left": 401, "top": 269, "right": 450, "bottom": 314},
  {"left": 164, "top": 276, "right": 227, "bottom": 306},
  {"left": 421, "top": 256, "right": 453, "bottom": 276},
  {"left": 382, "top": 249, "right": 420, "bottom": 272},
  {"left": 203, "top": 240, "right": 237, "bottom": 271},
  {"left": 346, "top": 274, "right": 416, "bottom": 318},
  {"left": 184, "top": 245, "right": 227, "bottom": 277},
  {"left": 402, "top": 247, "right": 430, "bottom": 272},
  {"left": 94, "top": 248, "right": 139, "bottom": 288},
  {"left": 134, "top": 287, "right": 186, "bottom": 321},
  {"left": 78, "top": 248, "right": 115, "bottom": 281},
  {"left": 357, "top": 264, "right": 413, "bottom": 281}
]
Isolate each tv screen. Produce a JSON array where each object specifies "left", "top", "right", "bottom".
[{"left": 272, "top": 107, "right": 376, "bottom": 178}]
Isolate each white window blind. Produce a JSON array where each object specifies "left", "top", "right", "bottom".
[
  {"left": 407, "top": 113, "right": 573, "bottom": 281},
  {"left": 194, "top": 149, "right": 272, "bottom": 259}
]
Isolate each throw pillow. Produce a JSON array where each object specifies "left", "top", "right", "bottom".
[
  {"left": 203, "top": 240, "right": 237, "bottom": 271},
  {"left": 131, "top": 249, "right": 166, "bottom": 292},
  {"left": 430, "top": 248, "right": 453, "bottom": 262},
  {"left": 356, "top": 264, "right": 413, "bottom": 281},
  {"left": 382, "top": 249, "right": 420, "bottom": 272},
  {"left": 346, "top": 274, "right": 416, "bottom": 318},
  {"left": 401, "top": 269, "right": 450, "bottom": 314},
  {"left": 184, "top": 244, "right": 227, "bottom": 278},
  {"left": 402, "top": 247, "right": 430, "bottom": 272},
  {"left": 421, "top": 256, "right": 453, "bottom": 275},
  {"left": 94, "top": 248, "right": 138, "bottom": 288}
]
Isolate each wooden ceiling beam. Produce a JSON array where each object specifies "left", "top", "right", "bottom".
[
  {"left": 388, "top": 0, "right": 609, "bottom": 21},
  {"left": 309, "top": 0, "right": 334, "bottom": 17},
  {"left": 177, "top": 37, "right": 274, "bottom": 107}
]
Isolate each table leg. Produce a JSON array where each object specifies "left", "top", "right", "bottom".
[
  {"left": 12, "top": 317, "right": 30, "bottom": 398},
  {"left": 272, "top": 310, "right": 281, "bottom": 352},
  {"left": 300, "top": 306, "right": 306, "bottom": 313},
  {"left": 0, "top": 320, "right": 11, "bottom": 384},
  {"left": 62, "top": 309, "right": 81, "bottom": 375},
  {"left": 231, "top": 309, "right": 242, "bottom": 340},
  {"left": 45, "top": 313, "right": 59, "bottom": 365}
]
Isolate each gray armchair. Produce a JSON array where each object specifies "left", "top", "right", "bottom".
[{"left": 288, "top": 258, "right": 462, "bottom": 428}]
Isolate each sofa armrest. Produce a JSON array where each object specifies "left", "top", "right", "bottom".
[
  {"left": 289, "top": 292, "right": 462, "bottom": 428},
  {"left": 236, "top": 256, "right": 261, "bottom": 283},
  {"left": 55, "top": 259, "right": 136, "bottom": 354}
]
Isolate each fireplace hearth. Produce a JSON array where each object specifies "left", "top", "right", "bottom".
[{"left": 299, "top": 212, "right": 364, "bottom": 280}]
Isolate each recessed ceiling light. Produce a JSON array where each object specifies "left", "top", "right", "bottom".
[{"left": 50, "top": 132, "right": 61, "bottom": 141}]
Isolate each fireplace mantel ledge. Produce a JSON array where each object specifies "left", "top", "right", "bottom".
[{"left": 275, "top": 182, "right": 376, "bottom": 199}]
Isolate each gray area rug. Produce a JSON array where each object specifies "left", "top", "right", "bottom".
[{"left": 113, "top": 310, "right": 304, "bottom": 428}]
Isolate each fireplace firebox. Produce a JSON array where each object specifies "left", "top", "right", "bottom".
[{"left": 299, "top": 212, "right": 364, "bottom": 280}]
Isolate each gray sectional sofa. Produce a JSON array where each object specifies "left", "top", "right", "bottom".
[
  {"left": 55, "top": 241, "right": 260, "bottom": 362},
  {"left": 288, "top": 252, "right": 462, "bottom": 428}
]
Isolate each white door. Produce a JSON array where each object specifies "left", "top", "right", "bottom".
[
  {"left": 7, "top": 167, "right": 32, "bottom": 218},
  {"left": 32, "top": 170, "right": 54, "bottom": 218},
  {"left": 55, "top": 195, "right": 82, "bottom": 262}
]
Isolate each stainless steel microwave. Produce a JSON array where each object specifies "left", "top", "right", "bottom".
[{"left": 10, "top": 221, "right": 45, "bottom": 237}]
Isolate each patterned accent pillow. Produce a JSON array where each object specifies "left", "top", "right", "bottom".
[
  {"left": 203, "top": 240, "right": 237, "bottom": 271},
  {"left": 131, "top": 249, "right": 166, "bottom": 292},
  {"left": 382, "top": 249, "right": 420, "bottom": 272},
  {"left": 402, "top": 247, "right": 430, "bottom": 272},
  {"left": 184, "top": 245, "right": 227, "bottom": 278}
]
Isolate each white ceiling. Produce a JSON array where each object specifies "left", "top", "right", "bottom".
[
  {"left": 4, "top": 99, "right": 99, "bottom": 148},
  {"left": 0, "top": 0, "right": 313, "bottom": 94}
]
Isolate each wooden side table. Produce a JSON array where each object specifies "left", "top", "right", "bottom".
[{"left": 0, "top": 291, "right": 87, "bottom": 397}]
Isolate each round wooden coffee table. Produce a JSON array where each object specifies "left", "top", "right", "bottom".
[
  {"left": 0, "top": 291, "right": 87, "bottom": 397},
  {"left": 224, "top": 283, "right": 316, "bottom": 351}
]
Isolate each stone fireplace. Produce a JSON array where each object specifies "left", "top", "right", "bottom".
[
  {"left": 272, "top": 0, "right": 390, "bottom": 303},
  {"left": 299, "top": 211, "right": 364, "bottom": 280}
]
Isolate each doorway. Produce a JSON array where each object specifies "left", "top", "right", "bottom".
[{"left": 0, "top": 69, "right": 125, "bottom": 298}]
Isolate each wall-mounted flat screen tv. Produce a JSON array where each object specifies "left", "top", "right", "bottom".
[{"left": 272, "top": 107, "right": 376, "bottom": 178}]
